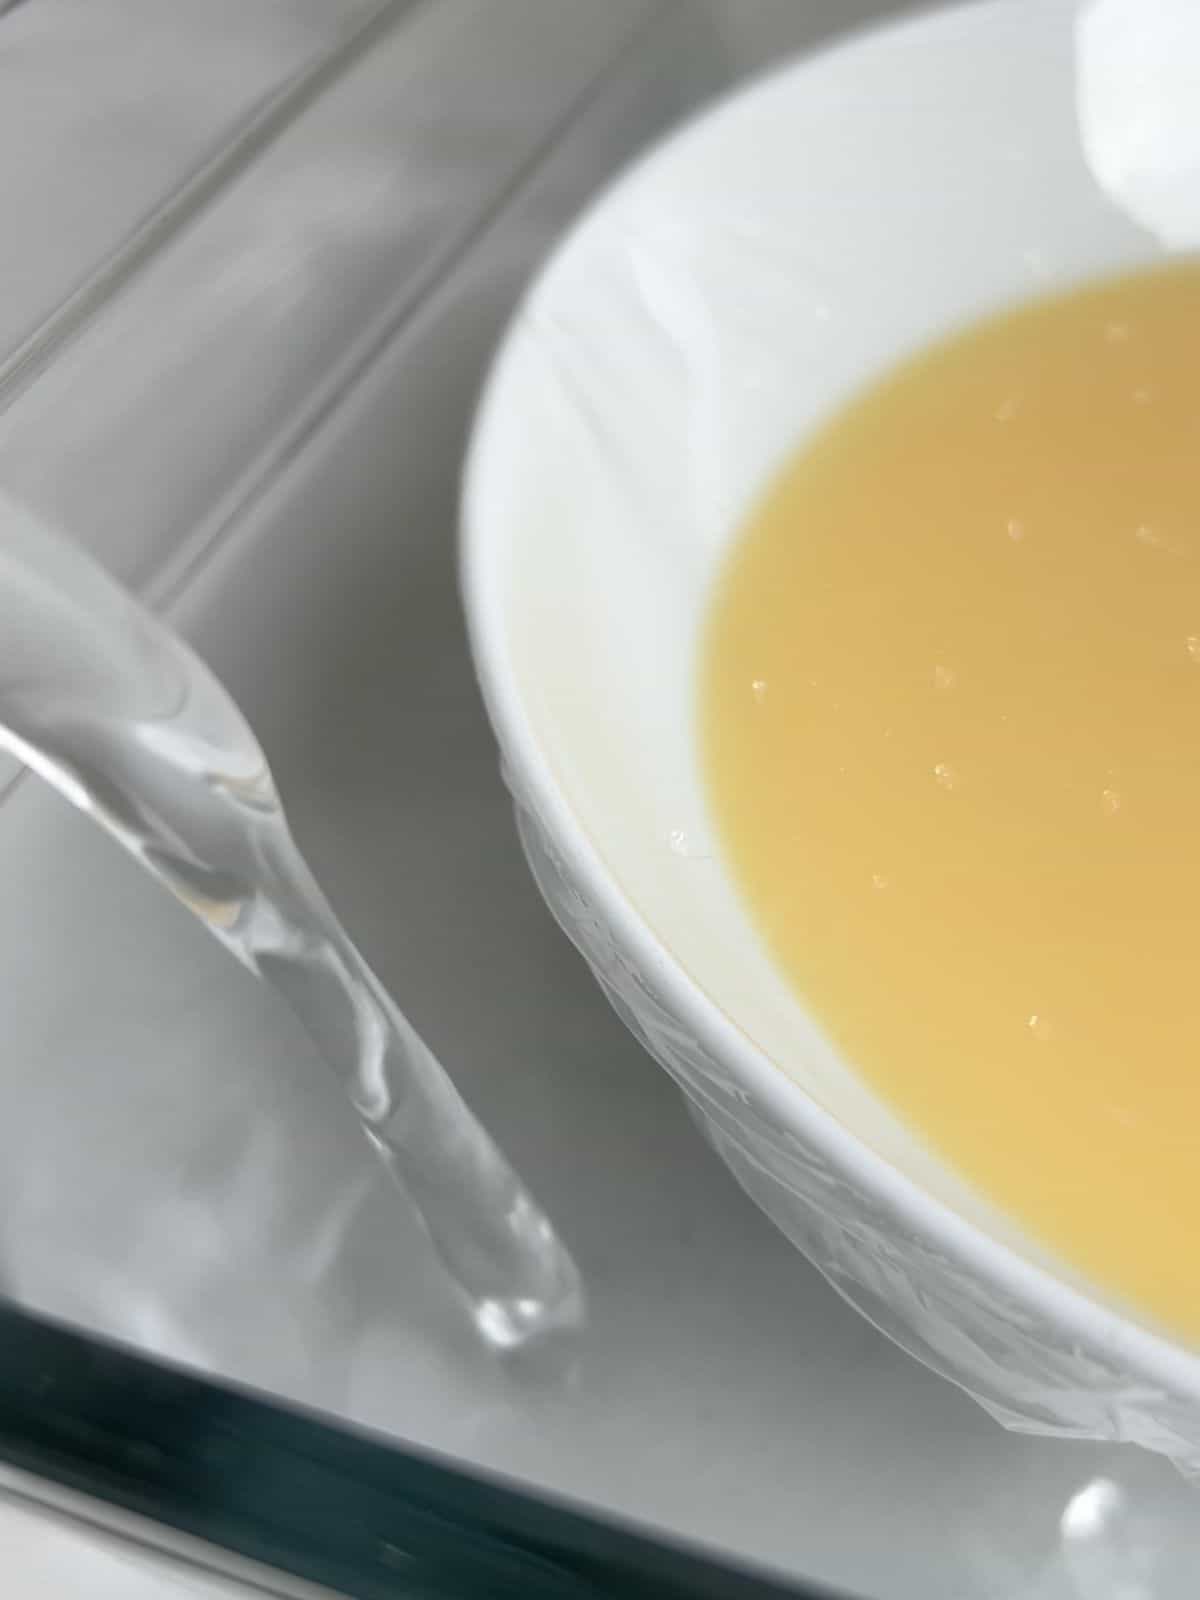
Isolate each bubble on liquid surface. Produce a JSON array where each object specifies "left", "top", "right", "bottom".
[
  {"left": 933, "top": 664, "right": 956, "bottom": 691},
  {"left": 1101, "top": 787, "right": 1122, "bottom": 816},
  {"left": 1133, "top": 523, "right": 1183, "bottom": 553},
  {"left": 1028, "top": 1014, "right": 1053, "bottom": 1042},
  {"left": 1006, "top": 517, "right": 1026, "bottom": 542},
  {"left": 933, "top": 762, "right": 958, "bottom": 790},
  {"left": 1132, "top": 524, "right": 1190, "bottom": 556},
  {"left": 751, "top": 678, "right": 769, "bottom": 703}
]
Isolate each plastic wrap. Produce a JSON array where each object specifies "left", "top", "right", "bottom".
[{"left": 464, "top": 0, "right": 1200, "bottom": 1480}]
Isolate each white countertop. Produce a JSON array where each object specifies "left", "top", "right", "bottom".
[{"left": 3, "top": 3, "right": 1200, "bottom": 1596}]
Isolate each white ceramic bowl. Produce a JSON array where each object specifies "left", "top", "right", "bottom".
[{"left": 462, "top": 0, "right": 1200, "bottom": 1467}]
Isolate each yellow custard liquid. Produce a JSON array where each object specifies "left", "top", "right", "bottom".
[{"left": 702, "top": 260, "right": 1200, "bottom": 1343}]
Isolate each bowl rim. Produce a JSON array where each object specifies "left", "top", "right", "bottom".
[{"left": 459, "top": 0, "right": 1200, "bottom": 1408}]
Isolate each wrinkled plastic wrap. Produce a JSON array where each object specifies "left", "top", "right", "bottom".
[{"left": 508, "top": 765, "right": 1200, "bottom": 1477}]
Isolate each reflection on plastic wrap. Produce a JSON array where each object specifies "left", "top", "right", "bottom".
[
  {"left": 1059, "top": 1474, "right": 1194, "bottom": 1598},
  {"left": 505, "top": 765, "right": 1200, "bottom": 1481}
]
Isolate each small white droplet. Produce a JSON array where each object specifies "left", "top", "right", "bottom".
[
  {"left": 1186, "top": 635, "right": 1200, "bottom": 662},
  {"left": 1137, "top": 523, "right": 1186, "bottom": 554},
  {"left": 668, "top": 828, "right": 712, "bottom": 862},
  {"left": 933, "top": 664, "right": 956, "bottom": 691},
  {"left": 1133, "top": 523, "right": 1174, "bottom": 551},
  {"left": 1006, "top": 517, "right": 1026, "bottom": 542},
  {"left": 1103, "top": 320, "right": 1130, "bottom": 343},
  {"left": 1028, "top": 1014, "right": 1053, "bottom": 1042},
  {"left": 751, "top": 678, "right": 768, "bottom": 703},
  {"left": 994, "top": 396, "right": 1021, "bottom": 423},
  {"left": 1101, "top": 787, "right": 1121, "bottom": 816},
  {"left": 933, "top": 762, "right": 957, "bottom": 790}
]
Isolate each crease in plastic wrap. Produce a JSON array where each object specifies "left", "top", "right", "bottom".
[{"left": 504, "top": 766, "right": 1200, "bottom": 1480}]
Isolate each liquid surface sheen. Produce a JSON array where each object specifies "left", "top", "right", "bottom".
[{"left": 702, "top": 260, "right": 1200, "bottom": 1344}]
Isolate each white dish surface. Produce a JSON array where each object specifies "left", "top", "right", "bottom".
[{"left": 464, "top": 0, "right": 1200, "bottom": 1465}]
